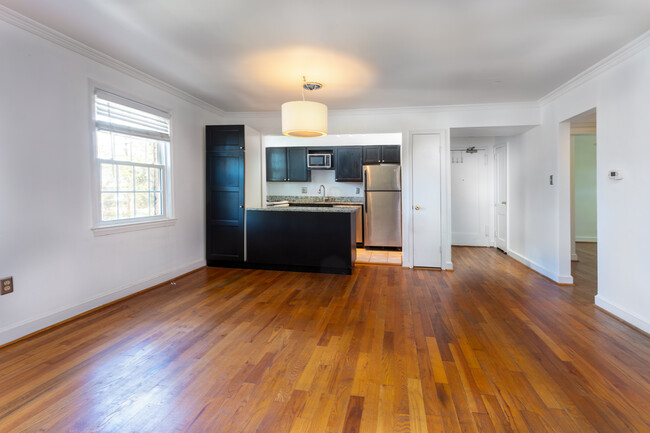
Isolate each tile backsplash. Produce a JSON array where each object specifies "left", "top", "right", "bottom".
[{"left": 266, "top": 170, "right": 363, "bottom": 198}]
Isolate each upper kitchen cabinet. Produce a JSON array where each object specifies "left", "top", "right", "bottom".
[
  {"left": 362, "top": 146, "right": 382, "bottom": 164},
  {"left": 266, "top": 147, "right": 310, "bottom": 182},
  {"left": 207, "top": 124, "right": 245, "bottom": 151},
  {"left": 266, "top": 147, "right": 287, "bottom": 181},
  {"left": 335, "top": 146, "right": 363, "bottom": 182},
  {"left": 287, "top": 147, "right": 310, "bottom": 182},
  {"left": 381, "top": 145, "right": 401, "bottom": 163},
  {"left": 362, "top": 145, "right": 401, "bottom": 164}
]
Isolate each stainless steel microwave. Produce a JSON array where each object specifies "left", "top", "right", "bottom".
[{"left": 307, "top": 153, "right": 332, "bottom": 169}]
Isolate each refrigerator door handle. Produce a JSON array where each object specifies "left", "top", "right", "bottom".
[{"left": 364, "top": 169, "right": 368, "bottom": 212}]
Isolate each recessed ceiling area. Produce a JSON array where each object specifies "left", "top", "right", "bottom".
[
  {"left": 1, "top": 0, "right": 648, "bottom": 112},
  {"left": 450, "top": 125, "right": 537, "bottom": 138},
  {"left": 569, "top": 108, "right": 597, "bottom": 134}
]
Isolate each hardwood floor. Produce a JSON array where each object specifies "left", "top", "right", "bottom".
[
  {"left": 1, "top": 247, "right": 648, "bottom": 432},
  {"left": 572, "top": 242, "right": 598, "bottom": 299}
]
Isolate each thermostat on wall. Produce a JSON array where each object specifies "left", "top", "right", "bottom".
[{"left": 608, "top": 170, "right": 623, "bottom": 180}]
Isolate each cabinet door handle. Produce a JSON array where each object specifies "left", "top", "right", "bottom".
[
  {"left": 239, "top": 205, "right": 244, "bottom": 208},
  {"left": 415, "top": 206, "right": 420, "bottom": 210}
]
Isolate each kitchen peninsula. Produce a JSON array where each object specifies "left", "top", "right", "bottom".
[{"left": 246, "top": 207, "right": 357, "bottom": 275}]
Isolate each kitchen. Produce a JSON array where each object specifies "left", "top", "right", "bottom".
[{"left": 206, "top": 127, "right": 403, "bottom": 274}]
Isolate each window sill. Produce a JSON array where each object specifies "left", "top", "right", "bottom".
[{"left": 92, "top": 218, "right": 177, "bottom": 237}]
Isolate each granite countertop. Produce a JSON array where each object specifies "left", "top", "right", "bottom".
[
  {"left": 248, "top": 207, "right": 358, "bottom": 213},
  {"left": 267, "top": 195, "right": 363, "bottom": 205}
]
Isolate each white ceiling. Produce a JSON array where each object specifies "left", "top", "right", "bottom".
[{"left": 1, "top": 0, "right": 649, "bottom": 112}]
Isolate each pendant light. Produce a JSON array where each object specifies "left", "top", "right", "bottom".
[{"left": 282, "top": 77, "right": 328, "bottom": 137}]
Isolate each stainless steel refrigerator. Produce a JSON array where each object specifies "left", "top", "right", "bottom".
[{"left": 364, "top": 164, "right": 402, "bottom": 248}]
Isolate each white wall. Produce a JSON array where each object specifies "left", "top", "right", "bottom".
[
  {"left": 508, "top": 34, "right": 650, "bottom": 332},
  {"left": 573, "top": 134, "right": 597, "bottom": 241},
  {"left": 591, "top": 40, "right": 650, "bottom": 332},
  {"left": 507, "top": 126, "right": 563, "bottom": 280},
  {"left": 0, "top": 18, "right": 224, "bottom": 345}
]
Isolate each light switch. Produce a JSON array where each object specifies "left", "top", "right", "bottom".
[{"left": 608, "top": 170, "right": 622, "bottom": 180}]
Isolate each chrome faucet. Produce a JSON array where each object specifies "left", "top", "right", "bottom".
[{"left": 318, "top": 184, "right": 326, "bottom": 201}]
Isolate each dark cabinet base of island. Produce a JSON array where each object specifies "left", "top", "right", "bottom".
[{"left": 244, "top": 208, "right": 357, "bottom": 275}]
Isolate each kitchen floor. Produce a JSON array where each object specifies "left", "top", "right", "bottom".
[{"left": 355, "top": 248, "right": 402, "bottom": 265}]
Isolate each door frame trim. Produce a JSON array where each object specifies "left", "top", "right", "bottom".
[{"left": 493, "top": 143, "right": 508, "bottom": 252}]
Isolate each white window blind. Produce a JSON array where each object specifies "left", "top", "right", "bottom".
[{"left": 95, "top": 91, "right": 170, "bottom": 141}]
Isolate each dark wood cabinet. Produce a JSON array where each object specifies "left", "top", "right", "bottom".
[
  {"left": 247, "top": 209, "right": 356, "bottom": 274},
  {"left": 206, "top": 125, "right": 245, "bottom": 264},
  {"left": 266, "top": 147, "right": 287, "bottom": 181},
  {"left": 266, "top": 147, "right": 310, "bottom": 182},
  {"left": 206, "top": 124, "right": 244, "bottom": 151},
  {"left": 362, "top": 146, "right": 382, "bottom": 164},
  {"left": 335, "top": 146, "right": 363, "bottom": 182},
  {"left": 287, "top": 147, "right": 310, "bottom": 181},
  {"left": 382, "top": 145, "right": 401, "bottom": 163},
  {"left": 362, "top": 145, "right": 400, "bottom": 164}
]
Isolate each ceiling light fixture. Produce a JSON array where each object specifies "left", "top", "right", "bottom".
[{"left": 281, "top": 77, "right": 328, "bottom": 137}]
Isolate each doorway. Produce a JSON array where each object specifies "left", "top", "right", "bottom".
[
  {"left": 450, "top": 143, "right": 490, "bottom": 247},
  {"left": 569, "top": 109, "right": 598, "bottom": 295}
]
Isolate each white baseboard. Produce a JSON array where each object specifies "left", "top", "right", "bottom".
[
  {"left": 595, "top": 295, "right": 650, "bottom": 334},
  {"left": 576, "top": 236, "right": 597, "bottom": 242},
  {"left": 507, "top": 249, "right": 573, "bottom": 284},
  {"left": 0, "top": 260, "right": 206, "bottom": 347}
]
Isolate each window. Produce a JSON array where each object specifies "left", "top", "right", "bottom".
[{"left": 93, "top": 90, "right": 173, "bottom": 232}]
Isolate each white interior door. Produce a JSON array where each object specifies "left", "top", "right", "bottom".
[
  {"left": 494, "top": 145, "right": 507, "bottom": 251},
  {"left": 412, "top": 134, "right": 442, "bottom": 267},
  {"left": 451, "top": 150, "right": 489, "bottom": 246}
]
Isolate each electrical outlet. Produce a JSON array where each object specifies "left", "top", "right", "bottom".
[
  {"left": 301, "top": 187, "right": 308, "bottom": 194},
  {"left": 1, "top": 277, "right": 13, "bottom": 295}
]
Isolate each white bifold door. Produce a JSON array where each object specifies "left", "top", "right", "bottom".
[{"left": 411, "top": 133, "right": 442, "bottom": 267}]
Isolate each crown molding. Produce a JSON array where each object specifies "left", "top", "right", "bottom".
[
  {"left": 539, "top": 30, "right": 650, "bottom": 106},
  {"left": 224, "top": 111, "right": 279, "bottom": 120},
  {"left": 330, "top": 101, "right": 540, "bottom": 117},
  {"left": 0, "top": 5, "right": 225, "bottom": 117}
]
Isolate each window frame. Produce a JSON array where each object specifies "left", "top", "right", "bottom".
[{"left": 90, "top": 86, "right": 175, "bottom": 236}]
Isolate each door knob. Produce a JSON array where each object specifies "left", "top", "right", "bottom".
[{"left": 415, "top": 206, "right": 420, "bottom": 210}]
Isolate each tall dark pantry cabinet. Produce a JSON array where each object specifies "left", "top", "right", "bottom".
[{"left": 205, "top": 125, "right": 261, "bottom": 266}]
